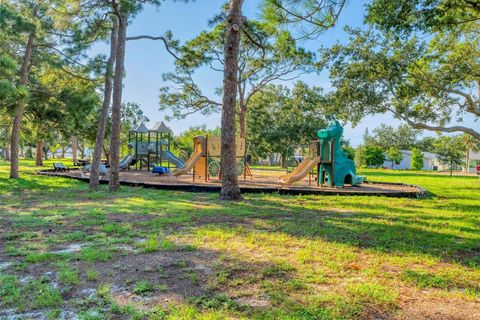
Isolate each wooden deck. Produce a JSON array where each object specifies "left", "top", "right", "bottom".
[{"left": 38, "top": 169, "right": 427, "bottom": 198}]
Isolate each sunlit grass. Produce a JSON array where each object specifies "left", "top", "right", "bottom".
[{"left": 0, "top": 159, "right": 479, "bottom": 318}]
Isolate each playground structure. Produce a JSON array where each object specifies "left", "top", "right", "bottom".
[
  {"left": 45, "top": 121, "right": 425, "bottom": 196},
  {"left": 280, "top": 120, "right": 363, "bottom": 187},
  {"left": 128, "top": 121, "right": 185, "bottom": 171},
  {"left": 174, "top": 135, "right": 252, "bottom": 181}
]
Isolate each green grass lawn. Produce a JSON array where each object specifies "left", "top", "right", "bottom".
[{"left": 0, "top": 159, "right": 479, "bottom": 319}]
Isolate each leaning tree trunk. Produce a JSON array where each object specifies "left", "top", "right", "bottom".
[
  {"left": 71, "top": 135, "right": 78, "bottom": 163},
  {"left": 103, "top": 144, "right": 110, "bottom": 163},
  {"left": 35, "top": 140, "right": 43, "bottom": 166},
  {"left": 109, "top": 15, "right": 127, "bottom": 192},
  {"left": 90, "top": 20, "right": 118, "bottom": 189},
  {"left": 220, "top": 0, "right": 244, "bottom": 200},
  {"left": 10, "top": 31, "right": 35, "bottom": 179}
]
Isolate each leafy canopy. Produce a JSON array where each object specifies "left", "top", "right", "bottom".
[
  {"left": 159, "top": 20, "right": 315, "bottom": 120},
  {"left": 247, "top": 81, "right": 327, "bottom": 158}
]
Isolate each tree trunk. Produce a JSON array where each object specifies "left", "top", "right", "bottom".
[
  {"left": 220, "top": 0, "right": 244, "bottom": 200},
  {"left": 465, "top": 147, "right": 470, "bottom": 173},
  {"left": 71, "top": 135, "right": 78, "bottom": 163},
  {"left": 103, "top": 144, "right": 110, "bottom": 163},
  {"left": 5, "top": 145, "right": 10, "bottom": 161},
  {"left": 90, "top": 19, "right": 118, "bottom": 189},
  {"left": 10, "top": 30, "right": 35, "bottom": 179},
  {"left": 78, "top": 145, "right": 85, "bottom": 159},
  {"left": 109, "top": 15, "right": 127, "bottom": 192},
  {"left": 35, "top": 140, "right": 43, "bottom": 166},
  {"left": 281, "top": 153, "right": 287, "bottom": 168},
  {"left": 238, "top": 102, "right": 247, "bottom": 139},
  {"left": 61, "top": 147, "right": 66, "bottom": 159}
]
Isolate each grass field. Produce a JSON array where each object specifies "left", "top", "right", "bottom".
[{"left": 0, "top": 159, "right": 479, "bottom": 319}]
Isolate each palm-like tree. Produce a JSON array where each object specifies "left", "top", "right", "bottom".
[{"left": 460, "top": 134, "right": 480, "bottom": 173}]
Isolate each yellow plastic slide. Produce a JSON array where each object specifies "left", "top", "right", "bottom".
[
  {"left": 280, "top": 157, "right": 320, "bottom": 184},
  {"left": 173, "top": 152, "right": 202, "bottom": 176},
  {"left": 279, "top": 157, "right": 311, "bottom": 180}
]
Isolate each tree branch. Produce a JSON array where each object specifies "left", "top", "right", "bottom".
[
  {"left": 126, "top": 35, "right": 180, "bottom": 60},
  {"left": 387, "top": 107, "right": 480, "bottom": 140}
]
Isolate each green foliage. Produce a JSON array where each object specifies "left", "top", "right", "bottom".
[
  {"left": 142, "top": 234, "right": 161, "bottom": 253},
  {"left": 97, "top": 283, "right": 111, "bottom": 299},
  {"left": 0, "top": 54, "right": 19, "bottom": 110},
  {"left": 133, "top": 280, "right": 155, "bottom": 295},
  {"left": 342, "top": 145, "right": 355, "bottom": 160},
  {"left": 24, "top": 252, "right": 56, "bottom": 264},
  {"left": 27, "top": 278, "right": 63, "bottom": 309},
  {"left": 364, "top": 145, "right": 385, "bottom": 168},
  {"left": 0, "top": 0, "right": 114, "bottom": 176},
  {"left": 416, "top": 136, "right": 437, "bottom": 152},
  {"left": 262, "top": 0, "right": 347, "bottom": 39},
  {"left": 434, "top": 136, "right": 464, "bottom": 175},
  {"left": 0, "top": 275, "right": 22, "bottom": 307},
  {"left": 354, "top": 146, "right": 366, "bottom": 168},
  {"left": 323, "top": 6, "right": 480, "bottom": 140},
  {"left": 173, "top": 125, "right": 220, "bottom": 157},
  {"left": 385, "top": 147, "right": 403, "bottom": 169},
  {"left": 80, "top": 247, "right": 112, "bottom": 262},
  {"left": 364, "top": 124, "right": 419, "bottom": 150},
  {"left": 86, "top": 268, "right": 99, "bottom": 281},
  {"left": 410, "top": 148, "right": 424, "bottom": 170},
  {"left": 58, "top": 264, "right": 79, "bottom": 286},
  {"left": 159, "top": 20, "right": 315, "bottom": 121},
  {"left": 366, "top": 0, "right": 479, "bottom": 33},
  {"left": 247, "top": 81, "right": 327, "bottom": 159}
]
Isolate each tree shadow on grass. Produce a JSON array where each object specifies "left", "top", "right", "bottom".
[
  {"left": 4, "top": 180, "right": 479, "bottom": 269},
  {"left": 0, "top": 241, "right": 380, "bottom": 319},
  {"left": 191, "top": 197, "right": 480, "bottom": 268}
]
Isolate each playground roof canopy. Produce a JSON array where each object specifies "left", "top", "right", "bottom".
[
  {"left": 150, "top": 121, "right": 170, "bottom": 133},
  {"left": 130, "top": 122, "right": 149, "bottom": 134}
]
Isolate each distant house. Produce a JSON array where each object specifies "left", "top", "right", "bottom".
[
  {"left": 383, "top": 150, "right": 447, "bottom": 171},
  {"left": 384, "top": 149, "right": 480, "bottom": 172}
]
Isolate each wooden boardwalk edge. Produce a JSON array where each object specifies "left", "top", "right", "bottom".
[{"left": 36, "top": 170, "right": 428, "bottom": 199}]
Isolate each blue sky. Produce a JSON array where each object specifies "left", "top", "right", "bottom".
[{"left": 92, "top": 0, "right": 402, "bottom": 146}]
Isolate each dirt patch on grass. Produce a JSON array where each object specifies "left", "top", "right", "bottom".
[
  {"left": 67, "top": 249, "right": 216, "bottom": 305},
  {"left": 395, "top": 293, "right": 480, "bottom": 320}
]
